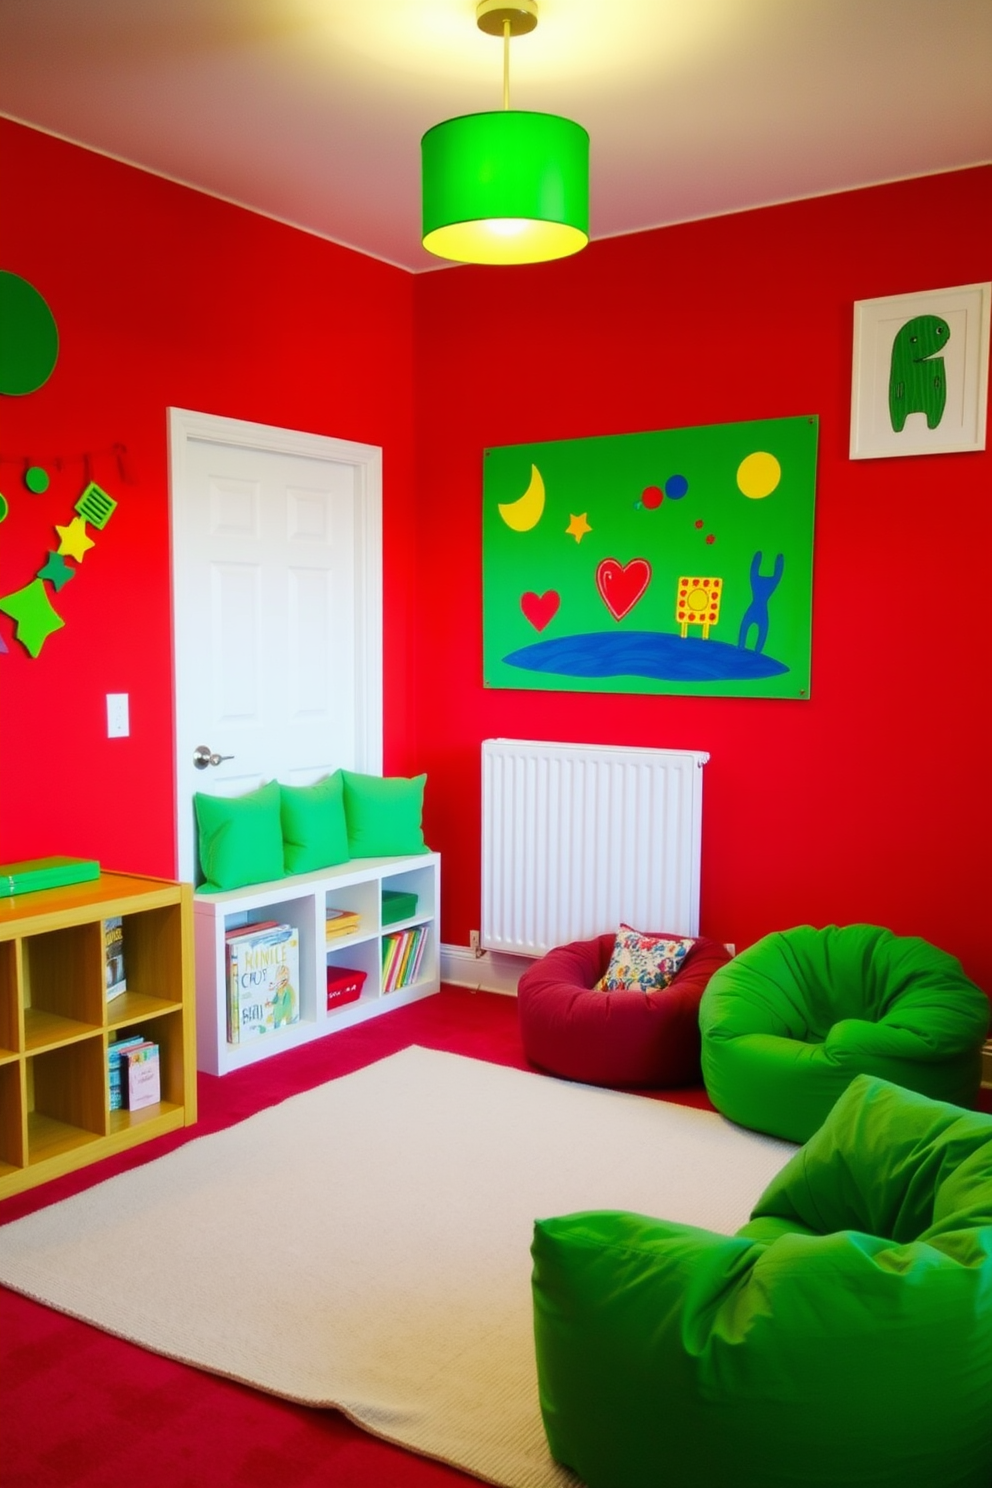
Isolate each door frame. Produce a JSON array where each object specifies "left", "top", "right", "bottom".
[{"left": 168, "top": 407, "right": 383, "bottom": 881}]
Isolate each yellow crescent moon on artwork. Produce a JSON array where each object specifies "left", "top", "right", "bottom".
[{"left": 498, "top": 464, "right": 545, "bottom": 532}]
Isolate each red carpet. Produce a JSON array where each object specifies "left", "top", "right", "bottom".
[{"left": 0, "top": 989, "right": 715, "bottom": 1488}]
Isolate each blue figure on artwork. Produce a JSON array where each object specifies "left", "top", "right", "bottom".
[{"left": 737, "top": 552, "right": 784, "bottom": 654}]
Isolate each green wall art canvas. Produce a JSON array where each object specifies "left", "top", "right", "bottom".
[{"left": 483, "top": 416, "right": 819, "bottom": 699}]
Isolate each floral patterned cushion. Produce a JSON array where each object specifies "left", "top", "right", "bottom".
[{"left": 595, "top": 924, "right": 695, "bottom": 993}]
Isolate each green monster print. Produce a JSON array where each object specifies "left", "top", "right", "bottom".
[{"left": 888, "top": 314, "right": 950, "bottom": 433}]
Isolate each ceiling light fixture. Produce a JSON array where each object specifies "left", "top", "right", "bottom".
[{"left": 421, "top": 0, "right": 589, "bottom": 266}]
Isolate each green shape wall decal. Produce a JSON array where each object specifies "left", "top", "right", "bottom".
[
  {"left": 0, "top": 579, "right": 65, "bottom": 658},
  {"left": 36, "top": 551, "right": 76, "bottom": 591},
  {"left": 75, "top": 481, "right": 117, "bottom": 529},
  {"left": 0, "top": 271, "right": 59, "bottom": 395}
]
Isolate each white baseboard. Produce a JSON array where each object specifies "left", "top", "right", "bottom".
[
  {"left": 440, "top": 943, "right": 534, "bottom": 996},
  {"left": 442, "top": 939, "right": 740, "bottom": 998}
]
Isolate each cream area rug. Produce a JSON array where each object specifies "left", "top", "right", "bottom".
[{"left": 0, "top": 1047, "right": 794, "bottom": 1488}]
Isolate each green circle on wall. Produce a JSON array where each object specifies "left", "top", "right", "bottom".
[
  {"left": 0, "top": 271, "right": 59, "bottom": 395},
  {"left": 25, "top": 466, "right": 49, "bottom": 493},
  {"left": 0, "top": 493, "right": 8, "bottom": 522}
]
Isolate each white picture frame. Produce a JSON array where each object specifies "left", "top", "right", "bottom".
[{"left": 850, "top": 282, "right": 990, "bottom": 459}]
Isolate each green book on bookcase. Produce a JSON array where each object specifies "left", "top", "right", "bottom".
[{"left": 0, "top": 855, "right": 101, "bottom": 899}]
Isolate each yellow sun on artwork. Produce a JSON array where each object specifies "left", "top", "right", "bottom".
[{"left": 737, "top": 451, "right": 781, "bottom": 500}]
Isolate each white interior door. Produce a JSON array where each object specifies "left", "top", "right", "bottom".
[{"left": 169, "top": 409, "right": 382, "bottom": 884}]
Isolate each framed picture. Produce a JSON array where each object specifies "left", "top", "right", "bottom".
[
  {"left": 850, "top": 282, "right": 990, "bottom": 459},
  {"left": 483, "top": 416, "right": 819, "bottom": 700}
]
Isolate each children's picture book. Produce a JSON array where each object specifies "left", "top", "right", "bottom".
[
  {"left": 108, "top": 1033, "right": 147, "bottom": 1111},
  {"left": 225, "top": 919, "right": 281, "bottom": 940},
  {"left": 104, "top": 915, "right": 127, "bottom": 1001},
  {"left": 227, "top": 923, "right": 300, "bottom": 1044},
  {"left": 120, "top": 1042, "right": 161, "bottom": 1111}
]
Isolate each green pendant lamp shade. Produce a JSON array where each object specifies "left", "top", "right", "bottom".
[
  {"left": 422, "top": 109, "right": 589, "bottom": 265},
  {"left": 421, "top": 1, "right": 589, "bottom": 266}
]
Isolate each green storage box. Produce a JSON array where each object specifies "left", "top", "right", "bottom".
[
  {"left": 382, "top": 889, "right": 417, "bottom": 925},
  {"left": 0, "top": 855, "right": 101, "bottom": 898}
]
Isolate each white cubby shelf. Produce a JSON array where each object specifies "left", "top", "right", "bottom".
[{"left": 193, "top": 852, "right": 440, "bottom": 1076}]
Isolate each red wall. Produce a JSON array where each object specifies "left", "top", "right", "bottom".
[
  {"left": 2, "top": 120, "right": 989, "bottom": 992},
  {"left": 0, "top": 119, "right": 416, "bottom": 876},
  {"left": 412, "top": 167, "right": 992, "bottom": 989}
]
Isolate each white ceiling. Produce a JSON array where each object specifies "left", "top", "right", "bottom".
[{"left": 1, "top": 0, "right": 990, "bottom": 273}]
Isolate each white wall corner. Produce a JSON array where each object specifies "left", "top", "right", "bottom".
[{"left": 440, "top": 943, "right": 533, "bottom": 996}]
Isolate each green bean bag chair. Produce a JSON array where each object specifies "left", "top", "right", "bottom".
[
  {"left": 698, "top": 923, "right": 989, "bottom": 1142},
  {"left": 532, "top": 1076, "right": 992, "bottom": 1488}
]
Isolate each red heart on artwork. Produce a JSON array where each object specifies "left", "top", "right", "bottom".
[
  {"left": 596, "top": 558, "right": 652, "bottom": 621},
  {"left": 521, "top": 590, "right": 560, "bottom": 631}
]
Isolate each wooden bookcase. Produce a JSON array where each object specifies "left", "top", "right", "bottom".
[
  {"left": 0, "top": 871, "right": 196, "bottom": 1200},
  {"left": 194, "top": 852, "right": 440, "bottom": 1076}
]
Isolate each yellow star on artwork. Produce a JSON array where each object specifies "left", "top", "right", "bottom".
[
  {"left": 566, "top": 512, "right": 592, "bottom": 543},
  {"left": 55, "top": 515, "right": 95, "bottom": 562}
]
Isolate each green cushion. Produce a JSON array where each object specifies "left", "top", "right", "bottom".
[
  {"left": 532, "top": 1077, "right": 992, "bottom": 1488},
  {"left": 699, "top": 924, "right": 990, "bottom": 1142},
  {"left": 340, "top": 770, "right": 428, "bottom": 857},
  {"left": 194, "top": 781, "right": 285, "bottom": 891},
  {"left": 279, "top": 772, "right": 349, "bottom": 874}
]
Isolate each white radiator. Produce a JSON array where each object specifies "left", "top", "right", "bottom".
[{"left": 481, "top": 739, "right": 708, "bottom": 958}]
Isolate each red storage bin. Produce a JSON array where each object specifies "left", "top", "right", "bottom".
[{"left": 326, "top": 965, "right": 367, "bottom": 1012}]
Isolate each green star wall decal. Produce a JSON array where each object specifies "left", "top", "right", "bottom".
[
  {"left": 0, "top": 579, "right": 65, "bottom": 657},
  {"left": 36, "top": 550, "right": 76, "bottom": 591}
]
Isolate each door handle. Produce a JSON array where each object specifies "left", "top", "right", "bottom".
[{"left": 193, "top": 745, "right": 235, "bottom": 770}]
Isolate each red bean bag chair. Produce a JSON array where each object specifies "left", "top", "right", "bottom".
[{"left": 518, "top": 931, "right": 731, "bottom": 1087}]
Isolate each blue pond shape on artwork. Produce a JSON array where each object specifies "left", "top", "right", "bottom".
[{"left": 503, "top": 630, "right": 789, "bottom": 683}]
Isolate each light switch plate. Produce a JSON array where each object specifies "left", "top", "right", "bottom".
[{"left": 107, "top": 693, "right": 129, "bottom": 738}]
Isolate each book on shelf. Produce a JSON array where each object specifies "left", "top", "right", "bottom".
[
  {"left": 108, "top": 1033, "right": 150, "bottom": 1111},
  {"left": 104, "top": 915, "right": 127, "bottom": 1001},
  {"left": 119, "top": 1042, "right": 161, "bottom": 1111},
  {"left": 326, "top": 907, "right": 361, "bottom": 940},
  {"left": 408, "top": 926, "right": 429, "bottom": 984},
  {"left": 225, "top": 919, "right": 282, "bottom": 941},
  {"left": 381, "top": 930, "right": 403, "bottom": 991},
  {"left": 382, "top": 925, "right": 427, "bottom": 993},
  {"left": 227, "top": 922, "right": 300, "bottom": 1045},
  {"left": 0, "top": 854, "right": 100, "bottom": 899},
  {"left": 394, "top": 927, "right": 418, "bottom": 989}
]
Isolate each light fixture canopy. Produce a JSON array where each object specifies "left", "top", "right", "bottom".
[{"left": 421, "top": 1, "right": 589, "bottom": 266}]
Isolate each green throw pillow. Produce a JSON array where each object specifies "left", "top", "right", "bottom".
[
  {"left": 280, "top": 772, "right": 350, "bottom": 874},
  {"left": 341, "top": 770, "right": 428, "bottom": 857},
  {"left": 195, "top": 781, "right": 285, "bottom": 891}
]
